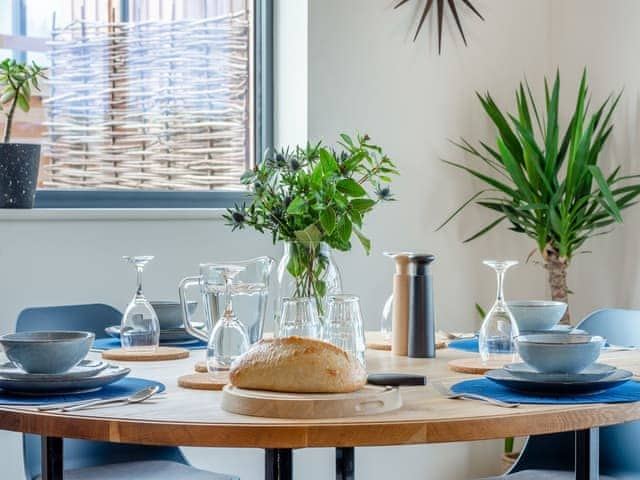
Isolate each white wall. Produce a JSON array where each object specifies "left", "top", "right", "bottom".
[
  {"left": 2, "top": 1, "right": 638, "bottom": 479},
  {"left": 548, "top": 0, "right": 640, "bottom": 320}
]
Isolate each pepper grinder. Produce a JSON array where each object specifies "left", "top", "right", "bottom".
[
  {"left": 408, "top": 254, "right": 436, "bottom": 358},
  {"left": 384, "top": 252, "right": 411, "bottom": 356}
]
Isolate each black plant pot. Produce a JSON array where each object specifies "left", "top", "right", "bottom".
[{"left": 0, "top": 143, "right": 41, "bottom": 208}]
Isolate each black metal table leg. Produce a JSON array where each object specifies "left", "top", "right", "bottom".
[
  {"left": 41, "top": 436, "right": 63, "bottom": 480},
  {"left": 336, "top": 447, "right": 355, "bottom": 480},
  {"left": 265, "top": 448, "right": 293, "bottom": 480},
  {"left": 575, "top": 428, "right": 599, "bottom": 480}
]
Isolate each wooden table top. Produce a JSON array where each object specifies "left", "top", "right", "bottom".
[{"left": 0, "top": 348, "right": 639, "bottom": 449}]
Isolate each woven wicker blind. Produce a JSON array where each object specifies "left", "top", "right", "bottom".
[{"left": 43, "top": 7, "right": 251, "bottom": 191}]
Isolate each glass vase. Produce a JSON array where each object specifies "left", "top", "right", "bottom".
[{"left": 274, "top": 241, "right": 342, "bottom": 335}]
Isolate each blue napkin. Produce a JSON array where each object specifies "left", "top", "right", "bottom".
[
  {"left": 93, "top": 338, "right": 206, "bottom": 351},
  {"left": 450, "top": 378, "right": 640, "bottom": 404},
  {"left": 0, "top": 377, "right": 165, "bottom": 406},
  {"left": 448, "top": 337, "right": 479, "bottom": 352}
]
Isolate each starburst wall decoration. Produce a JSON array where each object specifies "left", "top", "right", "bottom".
[{"left": 394, "top": 0, "right": 484, "bottom": 54}]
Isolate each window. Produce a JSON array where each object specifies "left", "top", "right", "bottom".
[{"left": 0, "top": 0, "right": 272, "bottom": 208}]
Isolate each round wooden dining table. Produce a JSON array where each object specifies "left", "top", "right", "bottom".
[{"left": 1, "top": 347, "right": 639, "bottom": 480}]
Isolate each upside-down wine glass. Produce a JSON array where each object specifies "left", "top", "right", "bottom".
[
  {"left": 479, "top": 260, "right": 519, "bottom": 363},
  {"left": 206, "top": 264, "right": 251, "bottom": 374},
  {"left": 121, "top": 256, "right": 160, "bottom": 351}
]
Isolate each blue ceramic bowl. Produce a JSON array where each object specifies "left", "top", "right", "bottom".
[
  {"left": 0, "top": 331, "right": 94, "bottom": 374},
  {"left": 151, "top": 301, "right": 197, "bottom": 330},
  {"left": 516, "top": 333, "right": 604, "bottom": 374},
  {"left": 507, "top": 301, "right": 567, "bottom": 332}
]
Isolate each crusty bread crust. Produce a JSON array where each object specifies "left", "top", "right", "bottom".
[{"left": 229, "top": 336, "right": 367, "bottom": 393}]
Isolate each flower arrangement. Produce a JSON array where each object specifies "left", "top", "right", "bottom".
[{"left": 225, "top": 133, "right": 398, "bottom": 311}]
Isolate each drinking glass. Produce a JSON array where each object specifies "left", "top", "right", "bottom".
[
  {"left": 206, "top": 264, "right": 251, "bottom": 373},
  {"left": 324, "top": 295, "right": 367, "bottom": 368},
  {"left": 479, "top": 260, "right": 519, "bottom": 363},
  {"left": 278, "top": 297, "right": 323, "bottom": 339},
  {"left": 380, "top": 293, "right": 393, "bottom": 341},
  {"left": 121, "top": 256, "right": 160, "bottom": 351}
]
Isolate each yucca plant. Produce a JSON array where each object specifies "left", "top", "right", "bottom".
[{"left": 439, "top": 70, "right": 640, "bottom": 324}]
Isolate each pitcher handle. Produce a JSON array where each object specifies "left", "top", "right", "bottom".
[{"left": 179, "top": 275, "right": 208, "bottom": 343}]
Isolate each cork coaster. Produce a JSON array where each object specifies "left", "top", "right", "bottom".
[
  {"left": 366, "top": 331, "right": 446, "bottom": 351},
  {"left": 447, "top": 357, "right": 507, "bottom": 375},
  {"left": 178, "top": 372, "right": 229, "bottom": 390},
  {"left": 102, "top": 346, "right": 189, "bottom": 361},
  {"left": 195, "top": 360, "right": 207, "bottom": 373},
  {"left": 366, "top": 331, "right": 392, "bottom": 351}
]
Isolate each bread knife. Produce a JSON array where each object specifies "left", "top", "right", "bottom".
[{"left": 367, "top": 373, "right": 427, "bottom": 387}]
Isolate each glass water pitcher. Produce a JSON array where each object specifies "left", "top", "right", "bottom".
[{"left": 179, "top": 257, "right": 274, "bottom": 345}]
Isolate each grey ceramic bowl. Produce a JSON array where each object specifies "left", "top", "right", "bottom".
[
  {"left": 507, "top": 301, "right": 567, "bottom": 332},
  {"left": 0, "top": 331, "right": 95, "bottom": 374},
  {"left": 516, "top": 333, "right": 605, "bottom": 374},
  {"left": 151, "top": 301, "right": 197, "bottom": 329}
]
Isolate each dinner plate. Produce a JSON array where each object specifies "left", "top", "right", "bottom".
[
  {"left": 485, "top": 368, "right": 633, "bottom": 395},
  {"left": 105, "top": 325, "right": 203, "bottom": 343},
  {"left": 503, "top": 363, "right": 616, "bottom": 382},
  {"left": 0, "top": 364, "right": 131, "bottom": 395},
  {"left": 518, "top": 325, "right": 588, "bottom": 335},
  {"left": 0, "top": 359, "right": 109, "bottom": 381}
]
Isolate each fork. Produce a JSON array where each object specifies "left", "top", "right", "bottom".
[{"left": 431, "top": 381, "right": 519, "bottom": 408}]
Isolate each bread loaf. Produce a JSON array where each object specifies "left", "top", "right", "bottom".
[{"left": 229, "top": 336, "right": 367, "bottom": 393}]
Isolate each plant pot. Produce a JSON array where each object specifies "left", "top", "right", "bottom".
[{"left": 0, "top": 143, "right": 41, "bottom": 208}]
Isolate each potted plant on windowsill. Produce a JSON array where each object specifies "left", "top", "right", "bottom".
[
  {"left": 0, "top": 58, "right": 47, "bottom": 208},
  {"left": 224, "top": 133, "right": 398, "bottom": 323},
  {"left": 439, "top": 70, "right": 640, "bottom": 324}
]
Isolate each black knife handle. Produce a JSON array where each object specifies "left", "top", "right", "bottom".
[{"left": 367, "top": 373, "right": 427, "bottom": 387}]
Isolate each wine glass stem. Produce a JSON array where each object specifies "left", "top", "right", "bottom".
[
  {"left": 224, "top": 276, "right": 233, "bottom": 316},
  {"left": 136, "top": 265, "right": 144, "bottom": 297},
  {"left": 495, "top": 268, "right": 505, "bottom": 303}
]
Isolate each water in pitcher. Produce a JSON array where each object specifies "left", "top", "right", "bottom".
[{"left": 204, "top": 281, "right": 269, "bottom": 343}]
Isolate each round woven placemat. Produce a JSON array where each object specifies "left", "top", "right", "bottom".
[{"left": 102, "top": 346, "right": 189, "bottom": 361}]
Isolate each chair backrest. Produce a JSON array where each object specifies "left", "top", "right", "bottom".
[
  {"left": 577, "top": 308, "right": 640, "bottom": 476},
  {"left": 16, "top": 304, "right": 189, "bottom": 480},
  {"left": 512, "top": 308, "right": 640, "bottom": 476},
  {"left": 16, "top": 304, "right": 122, "bottom": 339}
]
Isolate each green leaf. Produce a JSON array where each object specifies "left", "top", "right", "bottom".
[
  {"left": 339, "top": 133, "right": 354, "bottom": 147},
  {"left": 436, "top": 190, "right": 487, "bottom": 231},
  {"left": 310, "top": 163, "right": 323, "bottom": 188},
  {"left": 351, "top": 198, "right": 376, "bottom": 212},
  {"left": 294, "top": 224, "right": 322, "bottom": 245},
  {"left": 0, "top": 87, "right": 15, "bottom": 104},
  {"left": 286, "top": 196, "right": 306, "bottom": 215},
  {"left": 463, "top": 216, "right": 506, "bottom": 243},
  {"left": 336, "top": 215, "right": 353, "bottom": 243},
  {"left": 16, "top": 93, "right": 29, "bottom": 112},
  {"left": 319, "top": 148, "right": 338, "bottom": 174},
  {"left": 337, "top": 178, "right": 367, "bottom": 197},
  {"left": 319, "top": 207, "right": 336, "bottom": 234},
  {"left": 589, "top": 165, "right": 623, "bottom": 222},
  {"left": 354, "top": 227, "right": 371, "bottom": 254}
]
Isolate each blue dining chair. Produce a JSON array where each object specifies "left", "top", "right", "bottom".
[
  {"left": 480, "top": 308, "right": 640, "bottom": 479},
  {"left": 16, "top": 304, "right": 238, "bottom": 480}
]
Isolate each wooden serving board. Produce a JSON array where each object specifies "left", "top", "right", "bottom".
[
  {"left": 102, "top": 346, "right": 189, "bottom": 361},
  {"left": 447, "top": 357, "right": 507, "bottom": 374},
  {"left": 221, "top": 384, "right": 402, "bottom": 419}
]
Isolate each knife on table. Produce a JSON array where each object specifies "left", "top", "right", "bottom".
[{"left": 367, "top": 373, "right": 427, "bottom": 387}]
